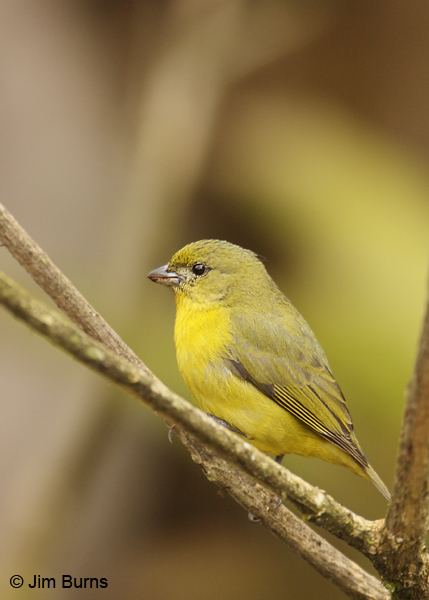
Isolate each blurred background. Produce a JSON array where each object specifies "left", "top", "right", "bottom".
[{"left": 0, "top": 1, "right": 428, "bottom": 598}]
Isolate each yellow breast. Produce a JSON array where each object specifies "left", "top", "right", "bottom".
[{"left": 174, "top": 293, "right": 231, "bottom": 390}]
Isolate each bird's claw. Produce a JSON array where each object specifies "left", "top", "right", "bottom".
[
  {"left": 168, "top": 424, "right": 176, "bottom": 444},
  {"left": 248, "top": 511, "right": 261, "bottom": 523},
  {"left": 269, "top": 495, "right": 282, "bottom": 511}
]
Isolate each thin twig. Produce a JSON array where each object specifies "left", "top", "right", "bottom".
[{"left": 0, "top": 272, "right": 389, "bottom": 600}]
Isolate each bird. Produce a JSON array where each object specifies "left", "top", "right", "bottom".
[{"left": 148, "top": 239, "right": 390, "bottom": 501}]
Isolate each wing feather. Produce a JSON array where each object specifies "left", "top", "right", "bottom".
[{"left": 227, "top": 306, "right": 368, "bottom": 468}]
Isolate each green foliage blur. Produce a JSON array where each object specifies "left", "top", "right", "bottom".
[{"left": 1, "top": 2, "right": 428, "bottom": 599}]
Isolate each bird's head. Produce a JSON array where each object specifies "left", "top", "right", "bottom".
[{"left": 148, "top": 239, "right": 271, "bottom": 307}]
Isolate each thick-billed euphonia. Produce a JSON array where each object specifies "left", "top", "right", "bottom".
[{"left": 148, "top": 239, "right": 390, "bottom": 501}]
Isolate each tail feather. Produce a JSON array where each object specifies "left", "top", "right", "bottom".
[{"left": 365, "top": 464, "right": 391, "bottom": 502}]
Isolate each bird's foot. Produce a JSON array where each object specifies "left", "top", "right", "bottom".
[
  {"left": 167, "top": 424, "right": 176, "bottom": 444},
  {"left": 270, "top": 456, "right": 284, "bottom": 509},
  {"left": 248, "top": 512, "right": 261, "bottom": 523},
  {"left": 269, "top": 495, "right": 283, "bottom": 511}
]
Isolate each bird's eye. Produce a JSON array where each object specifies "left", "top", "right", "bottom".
[{"left": 192, "top": 262, "right": 207, "bottom": 276}]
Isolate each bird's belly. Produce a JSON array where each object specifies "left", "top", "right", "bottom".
[
  {"left": 190, "top": 373, "right": 358, "bottom": 471},
  {"left": 189, "top": 370, "right": 312, "bottom": 456}
]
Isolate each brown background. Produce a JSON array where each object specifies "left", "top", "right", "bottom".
[{"left": 1, "top": 2, "right": 428, "bottom": 599}]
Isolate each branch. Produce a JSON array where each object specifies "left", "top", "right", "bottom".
[
  {"left": 378, "top": 291, "right": 429, "bottom": 594},
  {"left": 184, "top": 435, "right": 389, "bottom": 600},
  {"left": 0, "top": 272, "right": 388, "bottom": 599},
  {"left": 0, "top": 203, "right": 379, "bottom": 556}
]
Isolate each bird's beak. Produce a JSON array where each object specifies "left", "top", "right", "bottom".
[{"left": 147, "top": 264, "right": 182, "bottom": 287}]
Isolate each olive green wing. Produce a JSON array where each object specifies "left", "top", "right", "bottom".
[{"left": 226, "top": 307, "right": 368, "bottom": 468}]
